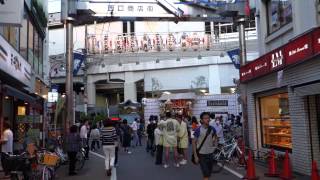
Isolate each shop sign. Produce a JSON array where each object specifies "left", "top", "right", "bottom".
[
  {"left": 0, "top": 0, "right": 24, "bottom": 26},
  {"left": 252, "top": 55, "right": 269, "bottom": 77},
  {"left": 268, "top": 48, "right": 285, "bottom": 71},
  {"left": 0, "top": 35, "right": 31, "bottom": 86},
  {"left": 207, "top": 100, "right": 228, "bottom": 106},
  {"left": 312, "top": 28, "right": 320, "bottom": 54},
  {"left": 284, "top": 33, "right": 313, "bottom": 65},
  {"left": 240, "top": 64, "right": 253, "bottom": 82}
]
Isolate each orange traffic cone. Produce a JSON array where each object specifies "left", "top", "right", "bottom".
[
  {"left": 242, "top": 151, "right": 259, "bottom": 180},
  {"left": 264, "top": 149, "right": 279, "bottom": 177},
  {"left": 311, "top": 161, "right": 320, "bottom": 180},
  {"left": 280, "top": 151, "right": 293, "bottom": 180}
]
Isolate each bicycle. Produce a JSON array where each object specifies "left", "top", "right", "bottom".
[
  {"left": 211, "top": 137, "right": 244, "bottom": 173},
  {"left": 36, "top": 149, "right": 59, "bottom": 180},
  {"left": 75, "top": 147, "right": 86, "bottom": 171},
  {"left": 2, "top": 152, "right": 31, "bottom": 180}
]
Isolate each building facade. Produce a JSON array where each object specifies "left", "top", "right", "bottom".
[
  {"left": 242, "top": 0, "right": 320, "bottom": 175},
  {"left": 0, "top": 0, "right": 49, "bottom": 150}
]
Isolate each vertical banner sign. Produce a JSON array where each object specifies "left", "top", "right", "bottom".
[
  {"left": 0, "top": 0, "right": 23, "bottom": 26},
  {"left": 227, "top": 49, "right": 241, "bottom": 69},
  {"left": 73, "top": 53, "right": 85, "bottom": 75}
]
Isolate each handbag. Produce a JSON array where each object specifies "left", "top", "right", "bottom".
[{"left": 191, "top": 127, "right": 212, "bottom": 165}]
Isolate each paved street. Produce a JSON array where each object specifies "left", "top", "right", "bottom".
[{"left": 56, "top": 142, "right": 241, "bottom": 180}]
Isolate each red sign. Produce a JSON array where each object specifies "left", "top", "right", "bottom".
[
  {"left": 267, "top": 47, "right": 285, "bottom": 71},
  {"left": 240, "top": 27, "right": 320, "bottom": 83},
  {"left": 240, "top": 64, "right": 253, "bottom": 82},
  {"left": 284, "top": 33, "right": 313, "bottom": 65},
  {"left": 313, "top": 28, "right": 320, "bottom": 54},
  {"left": 252, "top": 55, "right": 270, "bottom": 77}
]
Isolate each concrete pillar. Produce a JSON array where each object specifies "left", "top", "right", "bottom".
[
  {"left": 124, "top": 72, "right": 138, "bottom": 102},
  {"left": 208, "top": 65, "right": 221, "bottom": 94},
  {"left": 87, "top": 76, "right": 96, "bottom": 108},
  {"left": 124, "top": 82, "right": 137, "bottom": 102}
]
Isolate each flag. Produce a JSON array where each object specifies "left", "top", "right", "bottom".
[
  {"left": 73, "top": 52, "right": 85, "bottom": 75},
  {"left": 227, "top": 49, "right": 241, "bottom": 69}
]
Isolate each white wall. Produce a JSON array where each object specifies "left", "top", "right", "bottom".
[{"left": 144, "top": 66, "right": 209, "bottom": 92}]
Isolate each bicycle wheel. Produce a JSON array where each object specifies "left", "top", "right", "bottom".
[
  {"left": 212, "top": 150, "right": 226, "bottom": 173},
  {"left": 75, "top": 152, "right": 85, "bottom": 171}
]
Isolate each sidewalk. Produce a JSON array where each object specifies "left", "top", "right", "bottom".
[{"left": 227, "top": 160, "right": 310, "bottom": 180}]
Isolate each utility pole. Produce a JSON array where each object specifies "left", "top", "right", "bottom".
[
  {"left": 237, "top": 17, "right": 248, "bottom": 145},
  {"left": 83, "top": 24, "right": 88, "bottom": 116},
  {"left": 65, "top": 17, "right": 75, "bottom": 133}
]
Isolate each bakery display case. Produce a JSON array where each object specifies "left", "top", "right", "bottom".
[{"left": 259, "top": 93, "right": 292, "bottom": 150}]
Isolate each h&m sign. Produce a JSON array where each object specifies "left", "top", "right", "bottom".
[{"left": 207, "top": 100, "right": 228, "bottom": 106}]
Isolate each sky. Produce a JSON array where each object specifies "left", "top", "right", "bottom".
[{"left": 48, "top": 0, "right": 60, "bottom": 13}]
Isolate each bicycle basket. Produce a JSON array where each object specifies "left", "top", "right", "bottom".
[{"left": 43, "top": 153, "right": 59, "bottom": 166}]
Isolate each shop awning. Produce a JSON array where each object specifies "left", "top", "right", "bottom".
[
  {"left": 2, "top": 85, "right": 35, "bottom": 103},
  {"left": 159, "top": 92, "right": 196, "bottom": 100},
  {"left": 294, "top": 82, "right": 320, "bottom": 96}
]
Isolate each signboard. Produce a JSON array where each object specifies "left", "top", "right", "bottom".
[
  {"left": 0, "top": 0, "right": 24, "bottom": 26},
  {"left": 240, "top": 27, "right": 320, "bottom": 83},
  {"left": 284, "top": 33, "right": 313, "bottom": 65},
  {"left": 207, "top": 100, "right": 228, "bottom": 106},
  {"left": 312, "top": 28, "right": 320, "bottom": 54},
  {"left": 240, "top": 64, "right": 253, "bottom": 82},
  {"left": 48, "top": 92, "right": 58, "bottom": 103},
  {"left": 268, "top": 47, "right": 285, "bottom": 71},
  {"left": 252, "top": 55, "right": 269, "bottom": 77},
  {"left": 0, "top": 35, "right": 32, "bottom": 86}
]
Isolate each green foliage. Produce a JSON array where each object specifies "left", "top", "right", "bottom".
[
  {"left": 80, "top": 112, "right": 90, "bottom": 123},
  {"left": 94, "top": 113, "right": 107, "bottom": 125}
]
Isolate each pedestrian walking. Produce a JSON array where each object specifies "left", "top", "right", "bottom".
[
  {"left": 137, "top": 119, "right": 144, "bottom": 146},
  {"left": 131, "top": 119, "right": 139, "bottom": 147},
  {"left": 80, "top": 120, "right": 90, "bottom": 159},
  {"left": 0, "top": 121, "right": 13, "bottom": 178},
  {"left": 90, "top": 124, "right": 101, "bottom": 151},
  {"left": 65, "top": 125, "right": 81, "bottom": 176},
  {"left": 177, "top": 115, "right": 188, "bottom": 165},
  {"left": 161, "top": 112, "right": 180, "bottom": 168},
  {"left": 121, "top": 119, "right": 132, "bottom": 154},
  {"left": 154, "top": 123, "right": 163, "bottom": 165},
  {"left": 114, "top": 121, "right": 122, "bottom": 166},
  {"left": 101, "top": 119, "right": 118, "bottom": 176},
  {"left": 210, "top": 116, "right": 225, "bottom": 144},
  {"left": 146, "top": 120, "right": 156, "bottom": 154},
  {"left": 192, "top": 112, "right": 217, "bottom": 180}
]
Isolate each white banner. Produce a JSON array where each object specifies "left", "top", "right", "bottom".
[
  {"left": 0, "top": 35, "right": 32, "bottom": 86},
  {"left": 0, "top": 0, "right": 24, "bottom": 26}
]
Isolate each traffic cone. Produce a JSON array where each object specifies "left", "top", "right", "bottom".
[
  {"left": 264, "top": 149, "right": 279, "bottom": 177},
  {"left": 242, "top": 150, "right": 259, "bottom": 180},
  {"left": 311, "top": 161, "right": 320, "bottom": 180},
  {"left": 280, "top": 151, "right": 293, "bottom": 180}
]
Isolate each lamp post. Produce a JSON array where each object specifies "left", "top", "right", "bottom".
[{"left": 237, "top": 17, "right": 248, "bottom": 146}]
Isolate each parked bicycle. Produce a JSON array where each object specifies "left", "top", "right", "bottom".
[
  {"left": 2, "top": 152, "right": 31, "bottom": 180},
  {"left": 211, "top": 137, "right": 244, "bottom": 173},
  {"left": 75, "top": 147, "right": 86, "bottom": 171}
]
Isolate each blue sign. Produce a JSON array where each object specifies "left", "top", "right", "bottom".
[
  {"left": 73, "top": 52, "right": 85, "bottom": 75},
  {"left": 227, "top": 48, "right": 240, "bottom": 69}
]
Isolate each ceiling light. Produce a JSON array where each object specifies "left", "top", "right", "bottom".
[
  {"left": 200, "top": 89, "right": 207, "bottom": 93},
  {"left": 163, "top": 91, "right": 171, "bottom": 95},
  {"left": 5, "top": 96, "right": 9, "bottom": 99},
  {"left": 24, "top": 102, "right": 28, "bottom": 105}
]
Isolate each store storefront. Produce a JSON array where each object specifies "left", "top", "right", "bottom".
[
  {"left": 0, "top": 32, "right": 46, "bottom": 151},
  {"left": 240, "top": 27, "right": 320, "bottom": 175}
]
